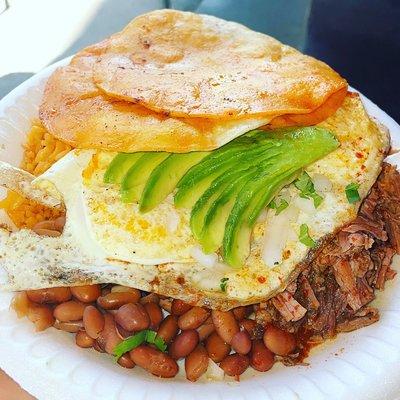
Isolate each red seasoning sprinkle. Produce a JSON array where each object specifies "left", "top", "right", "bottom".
[
  {"left": 355, "top": 152, "right": 364, "bottom": 159},
  {"left": 257, "top": 276, "right": 266, "bottom": 284}
]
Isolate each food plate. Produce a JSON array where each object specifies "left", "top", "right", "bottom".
[{"left": 1, "top": 57, "right": 400, "bottom": 400}]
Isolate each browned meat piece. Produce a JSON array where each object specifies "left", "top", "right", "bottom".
[
  {"left": 375, "top": 247, "right": 395, "bottom": 289},
  {"left": 337, "top": 307, "right": 379, "bottom": 333},
  {"left": 298, "top": 274, "right": 320, "bottom": 310},
  {"left": 333, "top": 259, "right": 362, "bottom": 311},
  {"left": 342, "top": 215, "right": 387, "bottom": 241},
  {"left": 271, "top": 291, "right": 307, "bottom": 322}
]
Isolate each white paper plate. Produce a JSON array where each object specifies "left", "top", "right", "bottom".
[{"left": 1, "top": 58, "right": 400, "bottom": 400}]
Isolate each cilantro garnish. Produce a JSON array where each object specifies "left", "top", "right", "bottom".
[
  {"left": 113, "top": 329, "right": 167, "bottom": 361},
  {"left": 294, "top": 172, "right": 323, "bottom": 208},
  {"left": 268, "top": 198, "right": 289, "bottom": 215},
  {"left": 299, "top": 223, "right": 316, "bottom": 248},
  {"left": 345, "top": 182, "right": 361, "bottom": 204},
  {"left": 220, "top": 277, "right": 229, "bottom": 292}
]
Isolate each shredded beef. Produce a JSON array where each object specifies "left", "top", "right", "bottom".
[
  {"left": 271, "top": 291, "right": 307, "bottom": 322},
  {"left": 258, "top": 163, "right": 400, "bottom": 360}
]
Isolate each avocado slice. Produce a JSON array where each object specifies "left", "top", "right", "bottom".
[
  {"left": 103, "top": 152, "right": 143, "bottom": 184},
  {"left": 199, "top": 166, "right": 260, "bottom": 253},
  {"left": 190, "top": 167, "right": 248, "bottom": 240},
  {"left": 222, "top": 127, "right": 339, "bottom": 267},
  {"left": 223, "top": 169, "right": 299, "bottom": 267},
  {"left": 120, "top": 152, "right": 170, "bottom": 203},
  {"left": 139, "top": 152, "right": 208, "bottom": 213},
  {"left": 175, "top": 142, "right": 279, "bottom": 208},
  {"left": 190, "top": 146, "right": 282, "bottom": 242}
]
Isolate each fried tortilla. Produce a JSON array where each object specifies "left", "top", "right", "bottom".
[
  {"left": 93, "top": 10, "right": 347, "bottom": 120},
  {"left": 39, "top": 54, "right": 272, "bottom": 153}
]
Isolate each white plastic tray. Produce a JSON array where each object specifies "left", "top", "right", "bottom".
[{"left": 1, "top": 58, "right": 400, "bottom": 400}]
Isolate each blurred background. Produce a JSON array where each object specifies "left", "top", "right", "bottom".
[
  {"left": 0, "top": 1, "right": 399, "bottom": 398},
  {"left": 0, "top": 0, "right": 399, "bottom": 122}
]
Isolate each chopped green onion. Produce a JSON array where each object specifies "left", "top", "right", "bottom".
[
  {"left": 145, "top": 330, "right": 157, "bottom": 344},
  {"left": 220, "top": 277, "right": 229, "bottom": 292},
  {"left": 113, "top": 330, "right": 146, "bottom": 361},
  {"left": 294, "top": 172, "right": 323, "bottom": 208},
  {"left": 113, "top": 329, "right": 167, "bottom": 361},
  {"left": 153, "top": 336, "right": 168, "bottom": 352},
  {"left": 299, "top": 223, "right": 316, "bottom": 248},
  {"left": 309, "top": 192, "right": 323, "bottom": 208},
  {"left": 145, "top": 330, "right": 167, "bottom": 352},
  {"left": 268, "top": 198, "right": 289, "bottom": 215},
  {"left": 345, "top": 182, "right": 360, "bottom": 204}
]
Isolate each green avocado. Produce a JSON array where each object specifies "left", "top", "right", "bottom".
[
  {"left": 190, "top": 167, "right": 248, "bottom": 240},
  {"left": 103, "top": 152, "right": 144, "bottom": 184},
  {"left": 222, "top": 127, "right": 340, "bottom": 267},
  {"left": 139, "top": 152, "right": 208, "bottom": 213},
  {"left": 199, "top": 166, "right": 260, "bottom": 254},
  {"left": 174, "top": 141, "right": 278, "bottom": 208},
  {"left": 222, "top": 168, "right": 299, "bottom": 267},
  {"left": 120, "top": 152, "right": 170, "bottom": 203}
]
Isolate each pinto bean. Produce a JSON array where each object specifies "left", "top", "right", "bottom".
[
  {"left": 97, "top": 291, "right": 141, "bottom": 310},
  {"left": 159, "top": 298, "right": 173, "bottom": 313},
  {"left": 197, "top": 316, "right": 215, "bottom": 341},
  {"left": 171, "top": 299, "right": 192, "bottom": 316},
  {"left": 205, "top": 332, "right": 231, "bottom": 363},
  {"left": 250, "top": 340, "right": 275, "bottom": 372},
  {"left": 118, "top": 353, "right": 135, "bottom": 369},
  {"left": 143, "top": 302, "right": 163, "bottom": 330},
  {"left": 263, "top": 324, "right": 296, "bottom": 356},
  {"left": 71, "top": 285, "right": 101, "bottom": 303},
  {"left": 140, "top": 293, "right": 160, "bottom": 304},
  {"left": 130, "top": 345, "right": 178, "bottom": 378},
  {"left": 26, "top": 287, "right": 71, "bottom": 304},
  {"left": 239, "top": 319, "right": 257, "bottom": 337},
  {"left": 111, "top": 286, "right": 141, "bottom": 296},
  {"left": 101, "top": 313, "right": 122, "bottom": 354},
  {"left": 83, "top": 305, "right": 104, "bottom": 339},
  {"left": 53, "top": 300, "right": 86, "bottom": 322},
  {"left": 116, "top": 324, "right": 132, "bottom": 339},
  {"left": 231, "top": 330, "right": 251, "bottom": 355},
  {"left": 168, "top": 330, "right": 199, "bottom": 359},
  {"left": 220, "top": 354, "right": 249, "bottom": 377},
  {"left": 76, "top": 330, "right": 94, "bottom": 348},
  {"left": 185, "top": 345, "right": 209, "bottom": 382},
  {"left": 157, "top": 315, "right": 179, "bottom": 344},
  {"left": 115, "top": 303, "right": 150, "bottom": 332},
  {"left": 54, "top": 320, "right": 83, "bottom": 333},
  {"left": 232, "top": 306, "right": 248, "bottom": 321},
  {"left": 27, "top": 304, "right": 55, "bottom": 331},
  {"left": 101, "top": 286, "right": 112, "bottom": 296},
  {"left": 93, "top": 340, "right": 105, "bottom": 353},
  {"left": 178, "top": 307, "right": 210, "bottom": 330},
  {"left": 211, "top": 310, "right": 239, "bottom": 344}
]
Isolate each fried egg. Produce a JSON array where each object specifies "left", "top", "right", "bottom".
[{"left": 0, "top": 94, "right": 389, "bottom": 309}]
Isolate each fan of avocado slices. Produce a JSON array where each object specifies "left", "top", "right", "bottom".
[{"left": 104, "top": 127, "right": 339, "bottom": 267}]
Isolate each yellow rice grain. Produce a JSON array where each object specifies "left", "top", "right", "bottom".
[{"left": 0, "top": 120, "right": 72, "bottom": 228}]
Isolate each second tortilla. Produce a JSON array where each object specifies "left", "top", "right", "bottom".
[{"left": 93, "top": 9, "right": 347, "bottom": 120}]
